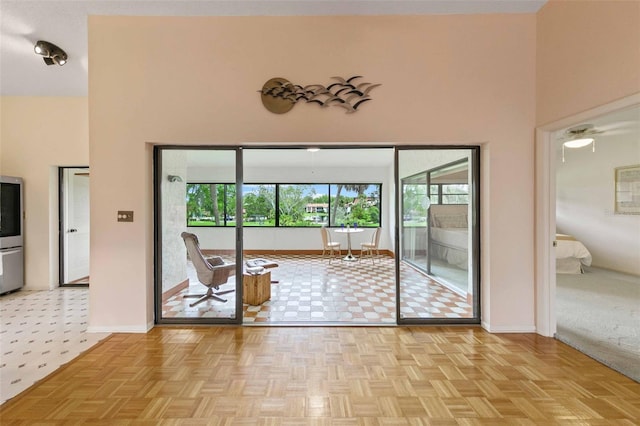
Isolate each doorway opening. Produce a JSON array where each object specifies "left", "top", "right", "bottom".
[
  {"left": 154, "top": 146, "right": 480, "bottom": 325},
  {"left": 552, "top": 105, "right": 640, "bottom": 382},
  {"left": 59, "top": 167, "right": 90, "bottom": 287}
]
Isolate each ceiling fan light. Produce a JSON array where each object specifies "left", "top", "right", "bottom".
[
  {"left": 53, "top": 54, "right": 67, "bottom": 66},
  {"left": 564, "top": 138, "right": 594, "bottom": 148},
  {"left": 34, "top": 42, "right": 48, "bottom": 56},
  {"left": 33, "top": 40, "right": 68, "bottom": 66}
]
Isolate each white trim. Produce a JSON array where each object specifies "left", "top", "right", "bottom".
[
  {"left": 482, "top": 321, "right": 536, "bottom": 333},
  {"left": 534, "top": 129, "right": 556, "bottom": 337},
  {"left": 49, "top": 166, "right": 60, "bottom": 289},
  {"left": 534, "top": 93, "right": 640, "bottom": 338}
]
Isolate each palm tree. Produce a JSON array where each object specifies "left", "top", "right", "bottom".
[{"left": 330, "top": 184, "right": 367, "bottom": 226}]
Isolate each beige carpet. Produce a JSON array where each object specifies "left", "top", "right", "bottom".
[{"left": 556, "top": 267, "right": 640, "bottom": 382}]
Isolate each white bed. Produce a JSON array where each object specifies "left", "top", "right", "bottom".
[
  {"left": 428, "top": 208, "right": 593, "bottom": 274},
  {"left": 556, "top": 233, "right": 592, "bottom": 274},
  {"left": 429, "top": 205, "right": 469, "bottom": 270},
  {"left": 430, "top": 227, "right": 468, "bottom": 269}
]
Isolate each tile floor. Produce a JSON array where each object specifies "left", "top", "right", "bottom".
[
  {"left": 162, "top": 254, "right": 473, "bottom": 322},
  {"left": 0, "top": 288, "right": 110, "bottom": 404}
]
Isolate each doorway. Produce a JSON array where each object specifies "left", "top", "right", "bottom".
[
  {"left": 397, "top": 147, "right": 480, "bottom": 324},
  {"left": 59, "top": 167, "right": 90, "bottom": 286},
  {"left": 553, "top": 105, "right": 640, "bottom": 381},
  {"left": 154, "top": 146, "right": 481, "bottom": 325}
]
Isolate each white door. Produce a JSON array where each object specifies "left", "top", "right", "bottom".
[{"left": 62, "top": 168, "right": 90, "bottom": 284}]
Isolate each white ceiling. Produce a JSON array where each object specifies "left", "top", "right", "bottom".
[
  {"left": 0, "top": 0, "right": 547, "bottom": 96},
  {"left": 187, "top": 147, "right": 395, "bottom": 168}
]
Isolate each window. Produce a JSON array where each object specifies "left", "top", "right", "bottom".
[
  {"left": 429, "top": 183, "right": 469, "bottom": 205},
  {"left": 279, "top": 184, "right": 328, "bottom": 227},
  {"left": 402, "top": 182, "right": 429, "bottom": 227},
  {"left": 429, "top": 184, "right": 439, "bottom": 205},
  {"left": 186, "top": 182, "right": 381, "bottom": 227},
  {"left": 329, "top": 184, "right": 380, "bottom": 227},
  {"left": 243, "top": 184, "right": 276, "bottom": 226},
  {"left": 441, "top": 184, "right": 469, "bottom": 204},
  {"left": 428, "top": 159, "right": 469, "bottom": 205},
  {"left": 187, "top": 183, "right": 236, "bottom": 227}
]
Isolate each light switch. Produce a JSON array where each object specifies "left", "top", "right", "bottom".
[{"left": 117, "top": 211, "right": 134, "bottom": 222}]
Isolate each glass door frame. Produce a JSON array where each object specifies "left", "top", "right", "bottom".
[
  {"left": 154, "top": 146, "right": 244, "bottom": 325},
  {"left": 395, "top": 146, "right": 481, "bottom": 325},
  {"left": 154, "top": 144, "right": 480, "bottom": 326}
]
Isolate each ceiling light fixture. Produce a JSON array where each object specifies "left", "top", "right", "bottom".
[
  {"left": 34, "top": 40, "right": 68, "bottom": 66},
  {"left": 563, "top": 138, "right": 594, "bottom": 149},
  {"left": 561, "top": 124, "right": 600, "bottom": 162}
]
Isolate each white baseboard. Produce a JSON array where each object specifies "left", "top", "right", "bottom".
[
  {"left": 481, "top": 321, "right": 537, "bottom": 333},
  {"left": 87, "top": 321, "right": 154, "bottom": 334}
]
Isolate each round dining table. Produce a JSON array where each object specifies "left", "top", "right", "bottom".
[{"left": 334, "top": 227, "right": 364, "bottom": 261}]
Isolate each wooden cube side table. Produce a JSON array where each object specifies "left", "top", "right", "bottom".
[{"left": 242, "top": 271, "right": 271, "bottom": 305}]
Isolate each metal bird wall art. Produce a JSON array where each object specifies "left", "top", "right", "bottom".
[{"left": 259, "top": 76, "right": 381, "bottom": 114}]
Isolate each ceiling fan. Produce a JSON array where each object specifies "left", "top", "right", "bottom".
[
  {"left": 558, "top": 124, "right": 603, "bottom": 147},
  {"left": 558, "top": 124, "right": 602, "bottom": 162},
  {"left": 556, "top": 105, "right": 639, "bottom": 162}
]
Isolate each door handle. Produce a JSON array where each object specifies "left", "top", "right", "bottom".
[{"left": 68, "top": 229, "right": 78, "bottom": 233}]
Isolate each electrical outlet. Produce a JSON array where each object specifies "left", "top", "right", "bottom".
[{"left": 117, "top": 211, "right": 134, "bottom": 222}]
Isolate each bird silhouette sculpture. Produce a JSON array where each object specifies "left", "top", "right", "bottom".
[{"left": 259, "top": 76, "right": 380, "bottom": 114}]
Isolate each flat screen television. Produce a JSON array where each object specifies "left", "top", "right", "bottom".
[{"left": 0, "top": 176, "right": 24, "bottom": 249}]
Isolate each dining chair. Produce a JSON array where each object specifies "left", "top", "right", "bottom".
[
  {"left": 320, "top": 227, "right": 341, "bottom": 263},
  {"left": 360, "top": 227, "right": 381, "bottom": 263}
]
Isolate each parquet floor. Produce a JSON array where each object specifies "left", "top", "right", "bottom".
[{"left": 1, "top": 326, "right": 639, "bottom": 424}]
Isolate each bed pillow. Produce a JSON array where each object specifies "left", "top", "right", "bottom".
[{"left": 435, "top": 214, "right": 467, "bottom": 228}]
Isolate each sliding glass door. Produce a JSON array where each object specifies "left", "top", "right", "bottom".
[
  {"left": 396, "top": 147, "right": 480, "bottom": 324},
  {"left": 155, "top": 147, "right": 242, "bottom": 324},
  {"left": 154, "top": 145, "right": 479, "bottom": 325}
]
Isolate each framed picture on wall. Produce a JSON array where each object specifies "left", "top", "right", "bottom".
[{"left": 615, "top": 164, "right": 640, "bottom": 215}]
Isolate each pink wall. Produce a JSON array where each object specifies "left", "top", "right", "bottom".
[
  {"left": 537, "top": 0, "right": 640, "bottom": 125},
  {"left": 88, "top": 15, "right": 537, "bottom": 332},
  {"left": 1, "top": 97, "right": 89, "bottom": 290}
]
